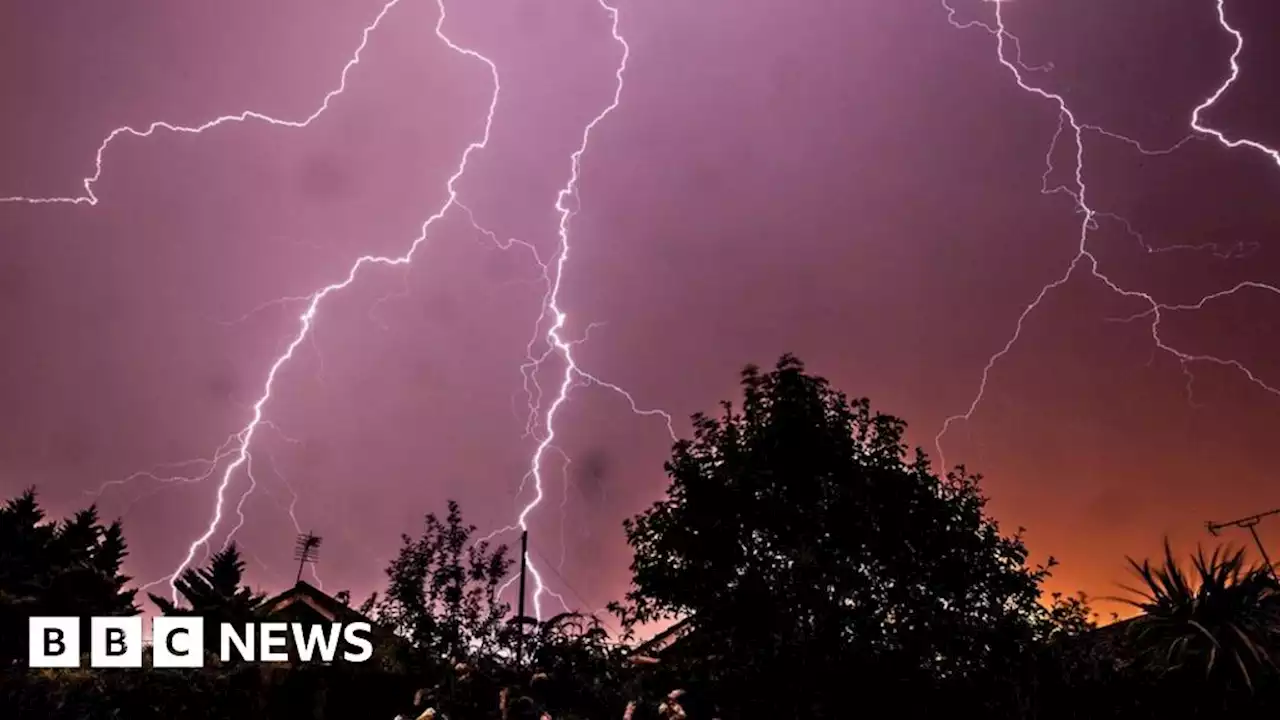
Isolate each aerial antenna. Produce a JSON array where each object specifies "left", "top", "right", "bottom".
[
  {"left": 293, "top": 532, "right": 323, "bottom": 585},
  {"left": 1206, "top": 508, "right": 1280, "bottom": 578}
]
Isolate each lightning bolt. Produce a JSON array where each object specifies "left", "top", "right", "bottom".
[
  {"left": 0, "top": 0, "right": 405, "bottom": 206},
  {"left": 1191, "top": 1, "right": 1280, "bottom": 166},
  {"left": 87, "top": 421, "right": 301, "bottom": 527},
  {"left": 149, "top": 0, "right": 504, "bottom": 602},
  {"left": 7, "top": 0, "right": 678, "bottom": 616},
  {"left": 935, "top": 0, "right": 1280, "bottom": 473},
  {"left": 478, "top": 0, "right": 676, "bottom": 622},
  {"left": 6, "top": 0, "right": 410, "bottom": 593},
  {"left": 47, "top": 0, "right": 493, "bottom": 602}
]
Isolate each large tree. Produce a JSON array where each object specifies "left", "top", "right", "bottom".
[
  {"left": 375, "top": 500, "right": 513, "bottom": 665},
  {"left": 0, "top": 488, "right": 138, "bottom": 665},
  {"left": 621, "top": 355, "right": 1069, "bottom": 714}
]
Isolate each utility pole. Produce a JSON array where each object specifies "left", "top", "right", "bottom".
[
  {"left": 1207, "top": 508, "right": 1280, "bottom": 578},
  {"left": 516, "top": 529, "right": 528, "bottom": 666},
  {"left": 293, "top": 532, "right": 323, "bottom": 585}
]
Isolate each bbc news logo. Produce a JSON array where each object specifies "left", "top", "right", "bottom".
[{"left": 29, "top": 617, "right": 374, "bottom": 668}]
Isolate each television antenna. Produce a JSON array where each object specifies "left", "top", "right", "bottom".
[
  {"left": 1206, "top": 508, "right": 1280, "bottom": 578},
  {"left": 293, "top": 532, "right": 323, "bottom": 585}
]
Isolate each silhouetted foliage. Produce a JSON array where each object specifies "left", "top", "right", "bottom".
[
  {"left": 1117, "top": 539, "right": 1280, "bottom": 690},
  {"left": 2, "top": 664, "right": 412, "bottom": 720},
  {"left": 11, "top": 350, "right": 1280, "bottom": 719},
  {"left": 375, "top": 499, "right": 514, "bottom": 667},
  {"left": 147, "top": 542, "right": 266, "bottom": 654},
  {"left": 1016, "top": 543, "right": 1280, "bottom": 719},
  {"left": 621, "top": 355, "right": 1083, "bottom": 715},
  {"left": 519, "top": 612, "right": 626, "bottom": 717},
  {"left": 0, "top": 488, "right": 137, "bottom": 666}
]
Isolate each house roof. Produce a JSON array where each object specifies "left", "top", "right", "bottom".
[
  {"left": 632, "top": 617, "right": 695, "bottom": 658},
  {"left": 256, "top": 581, "right": 371, "bottom": 624},
  {"left": 1081, "top": 614, "right": 1141, "bottom": 647}
]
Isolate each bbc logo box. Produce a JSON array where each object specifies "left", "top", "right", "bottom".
[{"left": 29, "top": 616, "right": 374, "bottom": 668}]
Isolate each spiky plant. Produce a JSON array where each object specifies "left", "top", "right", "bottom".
[{"left": 1116, "top": 539, "right": 1280, "bottom": 690}]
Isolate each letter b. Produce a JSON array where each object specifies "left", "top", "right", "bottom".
[
  {"left": 28, "top": 617, "right": 80, "bottom": 668},
  {"left": 91, "top": 616, "right": 143, "bottom": 668}
]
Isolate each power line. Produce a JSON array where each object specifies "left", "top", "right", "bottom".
[{"left": 527, "top": 542, "right": 621, "bottom": 637}]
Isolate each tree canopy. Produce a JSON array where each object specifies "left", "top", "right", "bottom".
[
  {"left": 0, "top": 488, "right": 137, "bottom": 665},
  {"left": 374, "top": 499, "right": 513, "bottom": 665},
  {"left": 622, "top": 355, "right": 1070, "bottom": 713}
]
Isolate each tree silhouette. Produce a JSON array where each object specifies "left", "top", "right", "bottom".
[
  {"left": 375, "top": 500, "right": 513, "bottom": 665},
  {"left": 148, "top": 542, "right": 265, "bottom": 647},
  {"left": 622, "top": 355, "right": 1070, "bottom": 715},
  {"left": 0, "top": 488, "right": 137, "bottom": 666}
]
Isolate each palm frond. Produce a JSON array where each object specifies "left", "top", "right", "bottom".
[{"left": 1113, "top": 538, "right": 1280, "bottom": 690}]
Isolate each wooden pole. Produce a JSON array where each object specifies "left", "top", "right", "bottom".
[{"left": 516, "top": 529, "right": 528, "bottom": 665}]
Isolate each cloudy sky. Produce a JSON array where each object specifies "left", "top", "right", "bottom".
[{"left": 4, "top": 0, "right": 1280, "bottom": 620}]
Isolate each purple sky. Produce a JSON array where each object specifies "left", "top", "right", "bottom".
[{"left": 4, "top": 0, "right": 1280, "bottom": 620}]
